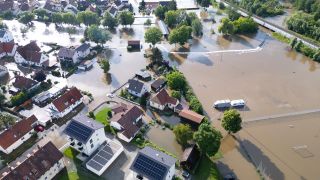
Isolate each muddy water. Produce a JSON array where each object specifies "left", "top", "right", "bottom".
[
  {"left": 240, "top": 112, "right": 320, "bottom": 180},
  {"left": 146, "top": 126, "right": 184, "bottom": 157},
  {"left": 165, "top": 27, "right": 320, "bottom": 121},
  {"left": 264, "top": 8, "right": 293, "bottom": 28}
]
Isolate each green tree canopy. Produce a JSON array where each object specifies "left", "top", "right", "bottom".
[
  {"left": 173, "top": 124, "right": 193, "bottom": 147},
  {"left": 52, "top": 12, "right": 63, "bottom": 24},
  {"left": 168, "top": 25, "right": 192, "bottom": 46},
  {"left": 233, "top": 17, "right": 258, "bottom": 34},
  {"left": 222, "top": 109, "right": 242, "bottom": 134},
  {"left": 33, "top": 8, "right": 48, "bottom": 21},
  {"left": 150, "top": 47, "right": 163, "bottom": 62},
  {"left": 18, "top": 12, "right": 35, "bottom": 25},
  {"left": 193, "top": 122, "right": 222, "bottom": 157},
  {"left": 100, "top": 58, "right": 110, "bottom": 73},
  {"left": 164, "top": 10, "right": 178, "bottom": 28},
  {"left": 218, "top": 18, "right": 235, "bottom": 36},
  {"left": 171, "top": 90, "right": 181, "bottom": 100},
  {"left": 226, "top": 7, "right": 241, "bottom": 21},
  {"left": 102, "top": 12, "right": 118, "bottom": 29},
  {"left": 118, "top": 11, "right": 135, "bottom": 27},
  {"left": 86, "top": 25, "right": 111, "bottom": 44},
  {"left": 144, "top": 27, "right": 162, "bottom": 46},
  {"left": 62, "top": 12, "right": 78, "bottom": 25},
  {"left": 191, "top": 19, "right": 203, "bottom": 37},
  {"left": 166, "top": 71, "right": 186, "bottom": 91},
  {"left": 154, "top": 5, "right": 168, "bottom": 20},
  {"left": 77, "top": 11, "right": 100, "bottom": 26}
]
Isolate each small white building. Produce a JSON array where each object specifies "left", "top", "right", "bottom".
[
  {"left": 0, "top": 29, "right": 14, "bottom": 43},
  {"left": 130, "top": 146, "right": 176, "bottom": 180},
  {"left": 14, "top": 41, "right": 49, "bottom": 67},
  {"left": 149, "top": 89, "right": 179, "bottom": 111},
  {"left": 49, "top": 87, "right": 83, "bottom": 118},
  {"left": 64, "top": 115, "right": 107, "bottom": 156},
  {"left": 0, "top": 115, "right": 38, "bottom": 154},
  {"left": 127, "top": 79, "right": 148, "bottom": 98},
  {"left": 0, "top": 142, "right": 65, "bottom": 180}
]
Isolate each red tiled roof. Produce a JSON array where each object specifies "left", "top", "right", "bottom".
[
  {"left": 52, "top": 87, "right": 83, "bottom": 112},
  {"left": 0, "top": 115, "right": 37, "bottom": 149},
  {"left": 0, "top": 42, "right": 15, "bottom": 54},
  {"left": 179, "top": 109, "right": 205, "bottom": 124},
  {"left": 1, "top": 142, "right": 63, "bottom": 180},
  {"left": 150, "top": 89, "right": 178, "bottom": 106}
]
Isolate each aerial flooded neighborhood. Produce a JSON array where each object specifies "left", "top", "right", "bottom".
[{"left": 0, "top": 0, "right": 319, "bottom": 179}]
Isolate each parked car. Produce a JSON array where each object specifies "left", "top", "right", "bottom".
[
  {"left": 213, "top": 100, "right": 231, "bottom": 109},
  {"left": 230, "top": 99, "right": 245, "bottom": 108},
  {"left": 182, "top": 170, "right": 190, "bottom": 178},
  {"left": 34, "top": 125, "right": 45, "bottom": 132},
  {"left": 107, "top": 93, "right": 114, "bottom": 98}
]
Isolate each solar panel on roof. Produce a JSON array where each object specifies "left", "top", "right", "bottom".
[
  {"left": 65, "top": 121, "right": 93, "bottom": 143},
  {"left": 98, "top": 151, "right": 113, "bottom": 160},
  {"left": 93, "top": 156, "right": 108, "bottom": 165},
  {"left": 133, "top": 155, "right": 167, "bottom": 180},
  {"left": 87, "top": 160, "right": 104, "bottom": 171}
]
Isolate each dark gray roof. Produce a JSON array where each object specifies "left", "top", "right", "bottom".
[
  {"left": 64, "top": 115, "right": 104, "bottom": 143},
  {"left": 75, "top": 43, "right": 90, "bottom": 52},
  {"left": 58, "top": 47, "right": 75, "bottom": 58},
  {"left": 128, "top": 79, "right": 144, "bottom": 94},
  {"left": 130, "top": 146, "right": 176, "bottom": 180},
  {"left": 0, "top": 29, "right": 6, "bottom": 38},
  {"left": 151, "top": 78, "right": 166, "bottom": 90},
  {"left": 108, "top": 6, "right": 117, "bottom": 15}
]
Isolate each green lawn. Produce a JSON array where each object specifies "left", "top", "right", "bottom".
[
  {"left": 194, "top": 156, "right": 221, "bottom": 180},
  {"left": 63, "top": 147, "right": 79, "bottom": 160},
  {"left": 95, "top": 107, "right": 111, "bottom": 125}
]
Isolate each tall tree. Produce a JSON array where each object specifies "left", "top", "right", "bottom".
[
  {"left": 164, "top": 10, "right": 178, "bottom": 28},
  {"left": 166, "top": 71, "right": 186, "bottom": 91},
  {"left": 154, "top": 5, "right": 168, "bottom": 20},
  {"left": 118, "top": 11, "right": 135, "bottom": 27},
  {"left": 193, "top": 122, "right": 222, "bottom": 157},
  {"left": 102, "top": 12, "right": 118, "bottom": 29},
  {"left": 77, "top": 11, "right": 100, "bottom": 26},
  {"left": 173, "top": 124, "right": 193, "bottom": 147},
  {"left": 218, "top": 18, "right": 235, "bottom": 36},
  {"left": 150, "top": 47, "right": 163, "bottom": 63},
  {"left": 222, "top": 109, "right": 242, "bottom": 134},
  {"left": 100, "top": 59, "right": 110, "bottom": 73},
  {"left": 62, "top": 12, "right": 78, "bottom": 25},
  {"left": 18, "top": 12, "right": 35, "bottom": 25},
  {"left": 52, "top": 12, "right": 63, "bottom": 24},
  {"left": 144, "top": 27, "right": 162, "bottom": 46},
  {"left": 33, "top": 8, "right": 48, "bottom": 21},
  {"left": 86, "top": 25, "right": 111, "bottom": 44},
  {"left": 168, "top": 25, "right": 192, "bottom": 46},
  {"left": 139, "top": 0, "right": 146, "bottom": 12},
  {"left": 191, "top": 19, "right": 203, "bottom": 37},
  {"left": 168, "top": 0, "right": 177, "bottom": 10}
]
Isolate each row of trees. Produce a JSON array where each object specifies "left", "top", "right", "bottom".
[
  {"left": 18, "top": 8, "right": 135, "bottom": 29},
  {"left": 289, "top": 37, "right": 320, "bottom": 62},
  {"left": 218, "top": 17, "right": 258, "bottom": 36},
  {"left": 227, "top": 0, "right": 284, "bottom": 17},
  {"left": 173, "top": 109, "right": 242, "bottom": 157}
]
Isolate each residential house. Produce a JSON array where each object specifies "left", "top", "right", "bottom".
[
  {"left": 151, "top": 78, "right": 166, "bottom": 92},
  {"left": 107, "top": 6, "right": 118, "bottom": 17},
  {"left": 63, "top": 115, "right": 107, "bottom": 156},
  {"left": 113, "top": 0, "right": 125, "bottom": 10},
  {"left": 14, "top": 41, "right": 49, "bottom": 67},
  {"left": 149, "top": 89, "right": 179, "bottom": 111},
  {"left": 0, "top": 142, "right": 65, "bottom": 180},
  {"left": 95, "top": 0, "right": 110, "bottom": 11},
  {"left": 127, "top": 79, "right": 148, "bottom": 98},
  {"left": 110, "top": 103, "right": 144, "bottom": 142},
  {"left": 49, "top": 87, "right": 83, "bottom": 118},
  {"left": 0, "top": 115, "right": 38, "bottom": 154},
  {"left": 58, "top": 43, "right": 90, "bottom": 64},
  {"left": 0, "top": 41, "right": 17, "bottom": 59},
  {"left": 180, "top": 144, "right": 200, "bottom": 171},
  {"left": 178, "top": 109, "right": 205, "bottom": 128},
  {"left": 10, "top": 75, "right": 40, "bottom": 94},
  {"left": 64, "top": 4, "right": 78, "bottom": 14},
  {"left": 130, "top": 146, "right": 176, "bottom": 180},
  {"left": 43, "top": 0, "right": 63, "bottom": 12},
  {"left": 0, "top": 29, "right": 14, "bottom": 43},
  {"left": 128, "top": 40, "right": 141, "bottom": 51},
  {"left": 33, "top": 81, "right": 67, "bottom": 105}
]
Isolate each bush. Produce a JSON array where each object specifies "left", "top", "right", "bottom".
[
  {"left": 51, "top": 70, "right": 61, "bottom": 77},
  {"left": 218, "top": 2, "right": 225, "bottom": 9},
  {"left": 190, "top": 97, "right": 203, "bottom": 114},
  {"left": 171, "top": 90, "right": 181, "bottom": 100},
  {"left": 166, "top": 71, "right": 186, "bottom": 91}
]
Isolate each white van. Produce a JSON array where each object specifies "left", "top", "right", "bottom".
[
  {"left": 231, "top": 99, "right": 245, "bottom": 108},
  {"left": 213, "top": 100, "right": 231, "bottom": 109}
]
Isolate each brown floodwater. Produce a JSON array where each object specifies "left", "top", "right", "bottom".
[{"left": 240, "top": 112, "right": 320, "bottom": 180}]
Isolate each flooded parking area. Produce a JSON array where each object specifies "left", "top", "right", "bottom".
[{"left": 239, "top": 112, "right": 320, "bottom": 180}]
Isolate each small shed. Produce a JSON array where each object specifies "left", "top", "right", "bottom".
[
  {"left": 158, "top": 20, "right": 169, "bottom": 38},
  {"left": 179, "top": 109, "right": 205, "bottom": 128},
  {"left": 151, "top": 78, "right": 166, "bottom": 92},
  {"left": 78, "top": 60, "right": 94, "bottom": 71},
  {"left": 180, "top": 145, "right": 201, "bottom": 171},
  {"left": 127, "top": 40, "right": 141, "bottom": 51},
  {"left": 135, "top": 70, "right": 151, "bottom": 81}
]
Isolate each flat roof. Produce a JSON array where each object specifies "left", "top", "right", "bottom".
[
  {"left": 86, "top": 140, "right": 123, "bottom": 176},
  {"left": 158, "top": 20, "right": 169, "bottom": 35}
]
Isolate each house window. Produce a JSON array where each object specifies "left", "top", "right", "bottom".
[
  {"left": 21, "top": 137, "right": 25, "bottom": 140},
  {"left": 91, "top": 144, "right": 94, "bottom": 149},
  {"left": 90, "top": 139, "right": 93, "bottom": 144}
]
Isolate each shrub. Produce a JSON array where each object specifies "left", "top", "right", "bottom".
[{"left": 171, "top": 90, "right": 181, "bottom": 100}]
